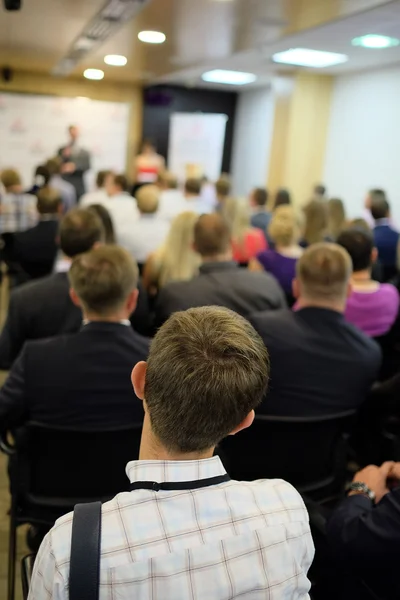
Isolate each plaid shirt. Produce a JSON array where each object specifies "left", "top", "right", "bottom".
[
  {"left": 0, "top": 192, "right": 37, "bottom": 233},
  {"left": 29, "top": 457, "right": 314, "bottom": 599}
]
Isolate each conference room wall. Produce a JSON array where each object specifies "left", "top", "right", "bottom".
[
  {"left": 0, "top": 71, "right": 143, "bottom": 178},
  {"left": 230, "top": 86, "right": 275, "bottom": 197},
  {"left": 324, "top": 65, "right": 400, "bottom": 223}
]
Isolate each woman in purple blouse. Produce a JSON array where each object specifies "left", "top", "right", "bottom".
[
  {"left": 250, "top": 206, "right": 303, "bottom": 303},
  {"left": 337, "top": 228, "right": 399, "bottom": 337}
]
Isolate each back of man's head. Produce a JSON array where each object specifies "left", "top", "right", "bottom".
[
  {"left": 96, "top": 170, "right": 111, "bottom": 189},
  {"left": 109, "top": 174, "right": 129, "bottom": 194},
  {"left": 337, "top": 228, "right": 374, "bottom": 273},
  {"left": 158, "top": 171, "right": 178, "bottom": 190},
  {"left": 296, "top": 243, "right": 352, "bottom": 306},
  {"left": 1, "top": 168, "right": 21, "bottom": 190},
  {"left": 59, "top": 208, "right": 105, "bottom": 258},
  {"left": 185, "top": 178, "right": 201, "bottom": 196},
  {"left": 252, "top": 187, "right": 268, "bottom": 207},
  {"left": 194, "top": 213, "right": 231, "bottom": 258},
  {"left": 144, "top": 306, "right": 269, "bottom": 453},
  {"left": 45, "top": 157, "right": 62, "bottom": 176},
  {"left": 37, "top": 186, "right": 62, "bottom": 215},
  {"left": 69, "top": 245, "right": 139, "bottom": 318},
  {"left": 370, "top": 191, "right": 390, "bottom": 221},
  {"left": 215, "top": 176, "right": 231, "bottom": 198},
  {"left": 136, "top": 185, "right": 159, "bottom": 214},
  {"left": 314, "top": 184, "right": 326, "bottom": 197}
]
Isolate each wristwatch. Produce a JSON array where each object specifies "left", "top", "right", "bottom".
[{"left": 347, "top": 481, "right": 376, "bottom": 501}]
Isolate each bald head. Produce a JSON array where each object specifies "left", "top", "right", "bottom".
[{"left": 194, "top": 213, "right": 231, "bottom": 258}]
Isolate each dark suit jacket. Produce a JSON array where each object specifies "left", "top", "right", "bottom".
[
  {"left": 249, "top": 307, "right": 381, "bottom": 417},
  {"left": 12, "top": 219, "right": 59, "bottom": 279},
  {"left": 0, "top": 322, "right": 150, "bottom": 430},
  {"left": 327, "top": 489, "right": 400, "bottom": 599},
  {"left": 155, "top": 261, "right": 286, "bottom": 326},
  {"left": 0, "top": 272, "right": 152, "bottom": 369},
  {"left": 58, "top": 145, "right": 91, "bottom": 199}
]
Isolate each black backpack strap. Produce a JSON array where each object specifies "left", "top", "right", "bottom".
[{"left": 69, "top": 501, "right": 102, "bottom": 600}]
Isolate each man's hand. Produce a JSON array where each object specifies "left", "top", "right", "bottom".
[
  {"left": 351, "top": 461, "right": 395, "bottom": 503},
  {"left": 61, "top": 162, "right": 76, "bottom": 174}
]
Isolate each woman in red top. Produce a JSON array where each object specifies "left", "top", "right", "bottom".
[
  {"left": 222, "top": 197, "right": 267, "bottom": 265},
  {"left": 133, "top": 140, "right": 165, "bottom": 195}
]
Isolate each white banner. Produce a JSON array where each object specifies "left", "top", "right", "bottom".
[
  {"left": 0, "top": 93, "right": 130, "bottom": 190},
  {"left": 168, "top": 112, "right": 228, "bottom": 182}
]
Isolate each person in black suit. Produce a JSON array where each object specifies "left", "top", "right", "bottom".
[
  {"left": 58, "top": 125, "right": 91, "bottom": 199},
  {"left": 249, "top": 243, "right": 381, "bottom": 417},
  {"left": 10, "top": 186, "right": 62, "bottom": 280},
  {"left": 0, "top": 245, "right": 150, "bottom": 431},
  {"left": 155, "top": 213, "right": 286, "bottom": 326},
  {"left": 327, "top": 461, "right": 400, "bottom": 599}
]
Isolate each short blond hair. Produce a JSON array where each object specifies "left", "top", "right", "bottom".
[
  {"left": 69, "top": 245, "right": 138, "bottom": 316},
  {"left": 268, "top": 206, "right": 303, "bottom": 246},
  {"left": 158, "top": 171, "right": 178, "bottom": 189},
  {"left": 136, "top": 184, "right": 159, "bottom": 214},
  {"left": 297, "top": 243, "right": 352, "bottom": 303},
  {"left": 145, "top": 306, "right": 269, "bottom": 453},
  {"left": 1, "top": 168, "right": 21, "bottom": 189}
]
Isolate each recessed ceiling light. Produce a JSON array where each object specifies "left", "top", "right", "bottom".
[
  {"left": 352, "top": 34, "right": 399, "bottom": 49},
  {"left": 138, "top": 31, "right": 166, "bottom": 44},
  {"left": 104, "top": 54, "right": 128, "bottom": 66},
  {"left": 272, "top": 48, "right": 348, "bottom": 68},
  {"left": 83, "top": 68, "right": 104, "bottom": 81},
  {"left": 201, "top": 69, "right": 257, "bottom": 85}
]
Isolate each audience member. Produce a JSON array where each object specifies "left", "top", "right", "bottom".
[
  {"left": 302, "top": 199, "right": 329, "bottom": 247},
  {"left": 125, "top": 185, "right": 169, "bottom": 265},
  {"left": 87, "top": 204, "right": 115, "bottom": 244},
  {"left": 363, "top": 188, "right": 386, "bottom": 228},
  {"left": 31, "top": 306, "right": 314, "bottom": 599},
  {"left": 250, "top": 206, "right": 303, "bottom": 302},
  {"left": 58, "top": 125, "right": 91, "bottom": 199},
  {"left": 200, "top": 175, "right": 217, "bottom": 212},
  {"left": 143, "top": 211, "right": 200, "bottom": 294},
  {"left": 0, "top": 208, "right": 105, "bottom": 369},
  {"left": 327, "top": 461, "right": 400, "bottom": 599},
  {"left": 134, "top": 139, "right": 165, "bottom": 191},
  {"left": 0, "top": 168, "right": 37, "bottom": 233},
  {"left": 80, "top": 170, "right": 112, "bottom": 207},
  {"left": 250, "top": 187, "right": 271, "bottom": 241},
  {"left": 327, "top": 197, "right": 346, "bottom": 240},
  {"left": 313, "top": 183, "right": 327, "bottom": 201},
  {"left": 371, "top": 194, "right": 399, "bottom": 281},
  {"left": 26, "top": 164, "right": 50, "bottom": 196},
  {"left": 249, "top": 243, "right": 381, "bottom": 416},
  {"left": 337, "top": 228, "right": 399, "bottom": 337},
  {"left": 10, "top": 186, "right": 62, "bottom": 280},
  {"left": 156, "top": 171, "right": 187, "bottom": 222},
  {"left": 155, "top": 213, "right": 285, "bottom": 326},
  {"left": 215, "top": 175, "right": 231, "bottom": 211},
  {"left": 274, "top": 188, "right": 291, "bottom": 209},
  {"left": 103, "top": 173, "right": 140, "bottom": 248},
  {"left": 0, "top": 245, "right": 149, "bottom": 431},
  {"left": 45, "top": 157, "right": 77, "bottom": 212},
  {"left": 222, "top": 197, "right": 267, "bottom": 264},
  {"left": 184, "top": 178, "right": 212, "bottom": 214}
]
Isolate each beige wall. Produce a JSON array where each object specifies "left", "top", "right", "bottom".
[
  {"left": 0, "top": 71, "right": 143, "bottom": 178},
  {"left": 268, "top": 72, "right": 334, "bottom": 206}
]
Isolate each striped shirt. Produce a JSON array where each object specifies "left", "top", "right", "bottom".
[
  {"left": 29, "top": 456, "right": 314, "bottom": 599},
  {"left": 0, "top": 192, "right": 37, "bottom": 233}
]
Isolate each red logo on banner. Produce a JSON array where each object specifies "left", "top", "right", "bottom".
[
  {"left": 10, "top": 118, "right": 26, "bottom": 133},
  {"left": 30, "top": 140, "right": 44, "bottom": 154}
]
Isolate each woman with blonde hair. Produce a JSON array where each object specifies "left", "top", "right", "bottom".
[
  {"left": 327, "top": 197, "right": 346, "bottom": 240},
  {"left": 250, "top": 205, "right": 303, "bottom": 302},
  {"left": 302, "top": 199, "right": 329, "bottom": 246},
  {"left": 222, "top": 197, "right": 267, "bottom": 265},
  {"left": 143, "top": 211, "right": 200, "bottom": 295}
]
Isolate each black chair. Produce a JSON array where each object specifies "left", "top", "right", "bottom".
[
  {"left": 219, "top": 411, "right": 357, "bottom": 502},
  {"left": 21, "top": 554, "right": 35, "bottom": 600},
  {"left": 1, "top": 421, "right": 143, "bottom": 600}
]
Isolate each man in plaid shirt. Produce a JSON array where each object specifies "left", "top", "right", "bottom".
[
  {"left": 30, "top": 306, "right": 314, "bottom": 599},
  {"left": 0, "top": 169, "right": 37, "bottom": 234}
]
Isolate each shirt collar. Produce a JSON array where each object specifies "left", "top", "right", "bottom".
[
  {"left": 126, "top": 456, "right": 227, "bottom": 484},
  {"left": 200, "top": 261, "right": 238, "bottom": 274},
  {"left": 375, "top": 218, "right": 391, "bottom": 226},
  {"left": 82, "top": 319, "right": 131, "bottom": 327}
]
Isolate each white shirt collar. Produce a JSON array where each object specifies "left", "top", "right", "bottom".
[
  {"left": 82, "top": 319, "right": 131, "bottom": 327},
  {"left": 126, "top": 456, "right": 226, "bottom": 484}
]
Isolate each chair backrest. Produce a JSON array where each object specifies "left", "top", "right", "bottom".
[
  {"left": 13, "top": 422, "right": 143, "bottom": 502},
  {"left": 219, "top": 411, "right": 356, "bottom": 493}
]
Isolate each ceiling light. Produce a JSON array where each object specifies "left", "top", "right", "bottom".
[
  {"left": 201, "top": 69, "right": 257, "bottom": 85},
  {"left": 138, "top": 30, "right": 166, "bottom": 44},
  {"left": 83, "top": 68, "right": 104, "bottom": 80},
  {"left": 352, "top": 34, "right": 399, "bottom": 49},
  {"left": 104, "top": 54, "right": 127, "bottom": 66},
  {"left": 272, "top": 48, "right": 348, "bottom": 68}
]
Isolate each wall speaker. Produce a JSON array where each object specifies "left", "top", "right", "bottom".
[{"left": 4, "top": 0, "right": 22, "bottom": 10}]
